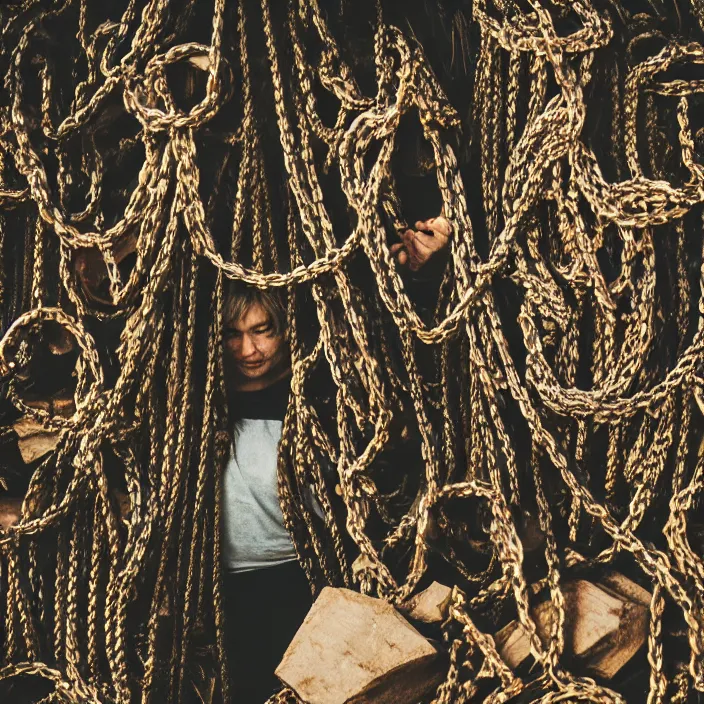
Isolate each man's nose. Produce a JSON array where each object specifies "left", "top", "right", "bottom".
[{"left": 240, "top": 334, "right": 257, "bottom": 358}]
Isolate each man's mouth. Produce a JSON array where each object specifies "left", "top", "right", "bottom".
[{"left": 239, "top": 360, "right": 266, "bottom": 369}]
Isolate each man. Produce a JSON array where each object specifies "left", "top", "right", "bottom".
[{"left": 221, "top": 217, "right": 451, "bottom": 703}]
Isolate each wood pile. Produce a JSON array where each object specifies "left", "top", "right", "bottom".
[{"left": 278, "top": 576, "right": 650, "bottom": 704}]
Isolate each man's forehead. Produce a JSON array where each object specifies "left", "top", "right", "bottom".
[{"left": 226, "top": 302, "right": 271, "bottom": 330}]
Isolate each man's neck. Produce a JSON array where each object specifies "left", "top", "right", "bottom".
[{"left": 232, "top": 364, "right": 291, "bottom": 393}]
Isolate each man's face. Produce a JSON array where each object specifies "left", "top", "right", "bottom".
[{"left": 223, "top": 302, "right": 286, "bottom": 383}]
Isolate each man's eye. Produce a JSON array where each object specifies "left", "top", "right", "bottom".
[{"left": 254, "top": 326, "right": 272, "bottom": 334}]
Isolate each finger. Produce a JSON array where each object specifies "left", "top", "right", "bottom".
[
  {"left": 389, "top": 243, "right": 405, "bottom": 254},
  {"left": 429, "top": 215, "right": 452, "bottom": 237},
  {"left": 403, "top": 234, "right": 425, "bottom": 268},
  {"left": 402, "top": 230, "right": 418, "bottom": 253},
  {"left": 410, "top": 231, "right": 434, "bottom": 254},
  {"left": 403, "top": 230, "right": 420, "bottom": 263},
  {"left": 415, "top": 217, "right": 451, "bottom": 239},
  {"left": 409, "top": 229, "right": 443, "bottom": 255},
  {"left": 397, "top": 249, "right": 408, "bottom": 266}
]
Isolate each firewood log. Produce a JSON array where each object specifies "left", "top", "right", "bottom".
[
  {"left": 494, "top": 575, "right": 650, "bottom": 680},
  {"left": 276, "top": 587, "right": 445, "bottom": 704}
]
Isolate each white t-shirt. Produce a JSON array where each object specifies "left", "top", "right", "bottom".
[{"left": 222, "top": 418, "right": 298, "bottom": 573}]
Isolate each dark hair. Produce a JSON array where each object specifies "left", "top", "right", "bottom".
[{"left": 223, "top": 282, "right": 287, "bottom": 336}]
